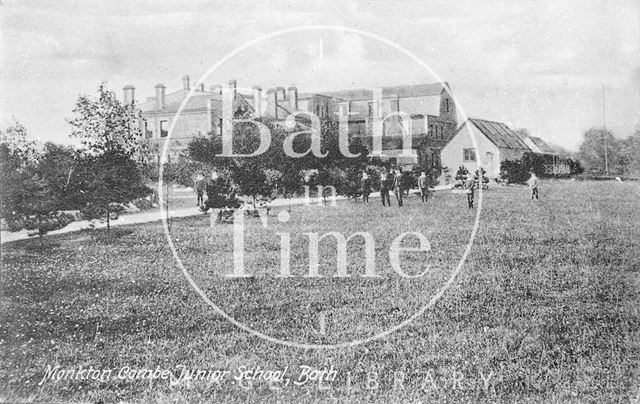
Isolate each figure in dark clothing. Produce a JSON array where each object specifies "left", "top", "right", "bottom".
[
  {"left": 379, "top": 170, "right": 391, "bottom": 207},
  {"left": 361, "top": 172, "right": 371, "bottom": 204},
  {"left": 195, "top": 174, "right": 206, "bottom": 207},
  {"left": 418, "top": 171, "right": 429, "bottom": 203},
  {"left": 393, "top": 168, "right": 404, "bottom": 207},
  {"left": 463, "top": 175, "right": 476, "bottom": 209}
]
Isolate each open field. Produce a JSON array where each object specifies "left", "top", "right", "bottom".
[{"left": 1, "top": 180, "right": 639, "bottom": 403}]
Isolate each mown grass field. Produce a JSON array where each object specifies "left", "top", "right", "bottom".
[{"left": 1, "top": 180, "right": 639, "bottom": 403}]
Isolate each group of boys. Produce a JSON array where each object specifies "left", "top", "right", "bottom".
[
  {"left": 361, "top": 168, "right": 431, "bottom": 207},
  {"left": 195, "top": 168, "right": 541, "bottom": 212}
]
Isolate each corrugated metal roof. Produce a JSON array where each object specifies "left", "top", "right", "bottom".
[{"left": 469, "top": 118, "right": 530, "bottom": 151}]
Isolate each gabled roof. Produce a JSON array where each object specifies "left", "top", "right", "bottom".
[
  {"left": 315, "top": 82, "right": 446, "bottom": 101},
  {"left": 528, "top": 136, "right": 556, "bottom": 154},
  {"left": 468, "top": 118, "right": 530, "bottom": 151}
]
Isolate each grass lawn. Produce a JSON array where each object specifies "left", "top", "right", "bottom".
[{"left": 1, "top": 180, "right": 638, "bottom": 403}]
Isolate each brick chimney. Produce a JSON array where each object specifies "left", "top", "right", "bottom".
[
  {"left": 154, "top": 83, "right": 165, "bottom": 110},
  {"left": 287, "top": 86, "right": 298, "bottom": 111},
  {"left": 228, "top": 80, "right": 237, "bottom": 100},
  {"left": 182, "top": 75, "right": 190, "bottom": 90},
  {"left": 252, "top": 86, "right": 262, "bottom": 116},
  {"left": 123, "top": 85, "right": 135, "bottom": 105},
  {"left": 275, "top": 86, "right": 286, "bottom": 101},
  {"left": 198, "top": 83, "right": 205, "bottom": 91},
  {"left": 210, "top": 85, "right": 222, "bottom": 95},
  {"left": 266, "top": 88, "right": 277, "bottom": 119}
]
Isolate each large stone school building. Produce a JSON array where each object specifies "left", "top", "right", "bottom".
[{"left": 124, "top": 75, "right": 458, "bottom": 170}]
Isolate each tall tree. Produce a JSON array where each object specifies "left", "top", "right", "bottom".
[
  {"left": 619, "top": 127, "right": 640, "bottom": 176},
  {"left": 71, "top": 150, "right": 151, "bottom": 230},
  {"left": 187, "top": 115, "right": 370, "bottom": 204},
  {"left": 68, "top": 83, "right": 142, "bottom": 157},
  {"left": 68, "top": 84, "right": 151, "bottom": 229},
  {"left": 0, "top": 126, "right": 76, "bottom": 245},
  {"left": 577, "top": 128, "right": 622, "bottom": 174}
]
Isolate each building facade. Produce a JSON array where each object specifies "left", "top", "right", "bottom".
[
  {"left": 125, "top": 77, "right": 457, "bottom": 167},
  {"left": 441, "top": 118, "right": 569, "bottom": 179}
]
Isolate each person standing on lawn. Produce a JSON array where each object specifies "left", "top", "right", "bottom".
[
  {"left": 195, "top": 173, "right": 206, "bottom": 207},
  {"left": 528, "top": 170, "right": 539, "bottom": 200},
  {"left": 418, "top": 171, "right": 429, "bottom": 203},
  {"left": 393, "top": 167, "right": 404, "bottom": 207},
  {"left": 463, "top": 174, "right": 476, "bottom": 209},
  {"left": 361, "top": 171, "right": 371, "bottom": 204},
  {"left": 380, "top": 169, "right": 391, "bottom": 207}
]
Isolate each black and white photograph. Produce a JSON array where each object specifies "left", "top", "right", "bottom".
[{"left": 1, "top": 1, "right": 639, "bottom": 402}]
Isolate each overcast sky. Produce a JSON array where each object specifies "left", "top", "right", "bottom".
[{"left": 1, "top": 0, "right": 639, "bottom": 150}]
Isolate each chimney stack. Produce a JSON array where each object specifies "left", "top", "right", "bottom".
[
  {"left": 266, "top": 88, "right": 278, "bottom": 119},
  {"left": 198, "top": 83, "right": 205, "bottom": 92},
  {"left": 275, "top": 86, "right": 286, "bottom": 101},
  {"left": 154, "top": 83, "right": 165, "bottom": 110},
  {"left": 252, "top": 86, "right": 263, "bottom": 116},
  {"left": 123, "top": 85, "right": 135, "bottom": 105},
  {"left": 287, "top": 86, "right": 298, "bottom": 111},
  {"left": 182, "top": 75, "right": 190, "bottom": 90},
  {"left": 210, "top": 85, "right": 222, "bottom": 95},
  {"left": 228, "top": 79, "right": 237, "bottom": 100}
]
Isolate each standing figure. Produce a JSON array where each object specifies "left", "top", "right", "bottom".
[
  {"left": 195, "top": 173, "right": 206, "bottom": 207},
  {"left": 463, "top": 175, "right": 476, "bottom": 209},
  {"left": 361, "top": 172, "right": 371, "bottom": 204},
  {"left": 379, "top": 169, "right": 391, "bottom": 207},
  {"left": 393, "top": 167, "right": 404, "bottom": 207},
  {"left": 418, "top": 171, "right": 429, "bottom": 203},
  {"left": 528, "top": 171, "right": 539, "bottom": 200}
]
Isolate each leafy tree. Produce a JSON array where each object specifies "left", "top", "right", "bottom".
[
  {"left": 0, "top": 128, "right": 77, "bottom": 245},
  {"left": 455, "top": 165, "right": 469, "bottom": 186},
  {"left": 567, "top": 158, "right": 584, "bottom": 175},
  {"left": 67, "top": 84, "right": 151, "bottom": 229},
  {"left": 187, "top": 115, "right": 370, "bottom": 207},
  {"left": 0, "top": 120, "right": 39, "bottom": 163},
  {"left": 577, "top": 128, "right": 623, "bottom": 174},
  {"left": 71, "top": 150, "right": 151, "bottom": 230},
  {"left": 68, "top": 83, "right": 142, "bottom": 157},
  {"left": 619, "top": 128, "right": 640, "bottom": 176},
  {"left": 500, "top": 152, "right": 583, "bottom": 184}
]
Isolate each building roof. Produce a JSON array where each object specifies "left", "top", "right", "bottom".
[
  {"left": 528, "top": 136, "right": 557, "bottom": 154},
  {"left": 357, "top": 133, "right": 428, "bottom": 150},
  {"left": 314, "top": 82, "right": 447, "bottom": 101},
  {"left": 469, "top": 118, "right": 530, "bottom": 151},
  {"left": 138, "top": 89, "right": 220, "bottom": 113}
]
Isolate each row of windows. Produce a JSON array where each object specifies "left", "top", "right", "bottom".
[
  {"left": 144, "top": 120, "right": 169, "bottom": 139},
  {"left": 315, "top": 103, "right": 329, "bottom": 118},
  {"left": 365, "top": 100, "right": 399, "bottom": 118},
  {"left": 144, "top": 118, "right": 225, "bottom": 139},
  {"left": 429, "top": 123, "right": 447, "bottom": 139}
]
